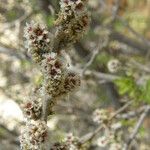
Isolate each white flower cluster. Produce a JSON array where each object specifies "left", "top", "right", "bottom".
[
  {"left": 20, "top": 121, "right": 48, "bottom": 150},
  {"left": 109, "top": 142, "right": 122, "bottom": 150},
  {"left": 24, "top": 21, "right": 51, "bottom": 63},
  {"left": 93, "top": 109, "right": 109, "bottom": 124},
  {"left": 22, "top": 98, "right": 42, "bottom": 120},
  {"left": 96, "top": 125, "right": 122, "bottom": 150},
  {"left": 107, "top": 59, "right": 121, "bottom": 73},
  {"left": 63, "top": 133, "right": 79, "bottom": 150},
  {"left": 55, "top": 0, "right": 90, "bottom": 47},
  {"left": 42, "top": 52, "right": 80, "bottom": 98},
  {"left": 97, "top": 129, "right": 114, "bottom": 148}
]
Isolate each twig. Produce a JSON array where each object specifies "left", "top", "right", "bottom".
[
  {"left": 75, "top": 67, "right": 121, "bottom": 82},
  {"left": 79, "top": 125, "right": 103, "bottom": 145},
  {"left": 128, "top": 60, "right": 150, "bottom": 73},
  {"left": 79, "top": 101, "right": 132, "bottom": 146},
  {"left": 82, "top": 45, "right": 101, "bottom": 75},
  {"left": 124, "top": 105, "right": 150, "bottom": 150},
  {"left": 82, "top": 39, "right": 108, "bottom": 76},
  {"left": 109, "top": 101, "right": 132, "bottom": 120},
  {"left": 84, "top": 69, "right": 121, "bottom": 81},
  {"left": 117, "top": 106, "right": 146, "bottom": 119}
]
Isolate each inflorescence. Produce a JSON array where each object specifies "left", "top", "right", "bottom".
[
  {"left": 20, "top": 121, "right": 48, "bottom": 150},
  {"left": 21, "top": 0, "right": 89, "bottom": 149},
  {"left": 54, "top": 0, "right": 90, "bottom": 49},
  {"left": 24, "top": 21, "right": 51, "bottom": 63}
]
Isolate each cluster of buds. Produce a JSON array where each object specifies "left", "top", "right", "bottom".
[
  {"left": 93, "top": 109, "right": 109, "bottom": 124},
  {"left": 42, "top": 52, "right": 81, "bottom": 99},
  {"left": 55, "top": 0, "right": 90, "bottom": 48},
  {"left": 107, "top": 59, "right": 121, "bottom": 73},
  {"left": 42, "top": 52, "right": 67, "bottom": 98},
  {"left": 63, "top": 71, "right": 81, "bottom": 94},
  {"left": 24, "top": 21, "right": 51, "bottom": 63},
  {"left": 22, "top": 98, "right": 42, "bottom": 120},
  {"left": 20, "top": 121, "right": 48, "bottom": 150}
]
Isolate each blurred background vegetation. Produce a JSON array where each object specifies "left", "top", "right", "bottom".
[{"left": 0, "top": 0, "right": 150, "bottom": 149}]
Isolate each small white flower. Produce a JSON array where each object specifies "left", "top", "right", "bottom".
[
  {"left": 97, "top": 136, "right": 109, "bottom": 147},
  {"left": 111, "top": 122, "right": 122, "bottom": 130},
  {"left": 93, "top": 109, "right": 109, "bottom": 124},
  {"left": 109, "top": 142, "right": 122, "bottom": 150},
  {"left": 107, "top": 59, "right": 121, "bottom": 73}
]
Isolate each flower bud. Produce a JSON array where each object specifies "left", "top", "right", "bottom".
[
  {"left": 24, "top": 21, "right": 51, "bottom": 63},
  {"left": 55, "top": 0, "right": 90, "bottom": 48},
  {"left": 22, "top": 98, "right": 42, "bottom": 120},
  {"left": 63, "top": 71, "right": 81, "bottom": 93},
  {"left": 20, "top": 121, "right": 48, "bottom": 150}
]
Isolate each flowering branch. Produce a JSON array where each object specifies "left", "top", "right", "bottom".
[
  {"left": 79, "top": 101, "right": 132, "bottom": 146},
  {"left": 20, "top": 0, "right": 90, "bottom": 149}
]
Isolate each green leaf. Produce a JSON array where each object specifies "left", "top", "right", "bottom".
[
  {"left": 114, "top": 77, "right": 142, "bottom": 101},
  {"left": 115, "top": 77, "right": 135, "bottom": 95},
  {"left": 141, "top": 80, "right": 150, "bottom": 104}
]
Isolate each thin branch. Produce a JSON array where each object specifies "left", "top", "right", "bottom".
[
  {"left": 109, "top": 101, "right": 132, "bottom": 120},
  {"left": 128, "top": 60, "right": 150, "bottom": 73},
  {"left": 76, "top": 67, "right": 121, "bottom": 81},
  {"left": 82, "top": 36, "right": 109, "bottom": 76},
  {"left": 84, "top": 69, "right": 121, "bottom": 81},
  {"left": 117, "top": 106, "right": 146, "bottom": 119},
  {"left": 79, "top": 125, "right": 103, "bottom": 146},
  {"left": 79, "top": 101, "right": 132, "bottom": 146},
  {"left": 124, "top": 105, "right": 150, "bottom": 150},
  {"left": 82, "top": 45, "right": 101, "bottom": 75}
]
